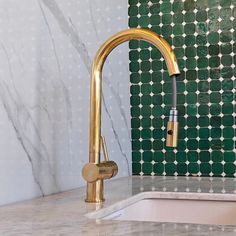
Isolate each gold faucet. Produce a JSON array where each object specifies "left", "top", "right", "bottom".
[{"left": 82, "top": 28, "right": 180, "bottom": 203}]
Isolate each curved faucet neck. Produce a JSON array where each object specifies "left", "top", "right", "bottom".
[
  {"left": 89, "top": 28, "right": 180, "bottom": 164},
  {"left": 92, "top": 28, "right": 180, "bottom": 76}
]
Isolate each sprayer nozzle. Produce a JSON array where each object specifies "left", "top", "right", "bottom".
[{"left": 166, "top": 109, "right": 178, "bottom": 147}]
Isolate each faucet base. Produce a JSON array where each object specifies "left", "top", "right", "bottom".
[{"left": 85, "top": 180, "right": 105, "bottom": 203}]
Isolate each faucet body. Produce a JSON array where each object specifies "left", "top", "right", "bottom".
[{"left": 82, "top": 28, "right": 180, "bottom": 203}]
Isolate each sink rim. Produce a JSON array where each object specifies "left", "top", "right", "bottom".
[{"left": 85, "top": 191, "right": 236, "bottom": 220}]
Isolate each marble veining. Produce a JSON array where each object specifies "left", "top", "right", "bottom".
[
  {"left": 1, "top": 176, "right": 236, "bottom": 235},
  {"left": 0, "top": 0, "right": 131, "bottom": 205}
]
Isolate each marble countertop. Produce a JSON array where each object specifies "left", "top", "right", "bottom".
[{"left": 2, "top": 176, "right": 236, "bottom": 235}]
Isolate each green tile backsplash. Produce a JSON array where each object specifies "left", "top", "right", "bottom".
[{"left": 128, "top": 0, "right": 236, "bottom": 177}]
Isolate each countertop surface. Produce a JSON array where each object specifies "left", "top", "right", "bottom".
[{"left": 2, "top": 176, "right": 236, "bottom": 235}]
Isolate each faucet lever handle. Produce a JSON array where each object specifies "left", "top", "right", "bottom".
[{"left": 100, "top": 135, "right": 109, "bottom": 161}]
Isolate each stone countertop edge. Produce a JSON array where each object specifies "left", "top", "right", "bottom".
[{"left": 1, "top": 176, "right": 236, "bottom": 236}]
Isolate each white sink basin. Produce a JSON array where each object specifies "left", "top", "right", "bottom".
[{"left": 86, "top": 192, "right": 236, "bottom": 225}]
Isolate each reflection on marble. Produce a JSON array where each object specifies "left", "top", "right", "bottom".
[
  {"left": 1, "top": 176, "right": 236, "bottom": 235},
  {"left": 0, "top": 0, "right": 131, "bottom": 205}
]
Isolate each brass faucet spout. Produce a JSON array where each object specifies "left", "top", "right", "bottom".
[{"left": 82, "top": 28, "right": 180, "bottom": 203}]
